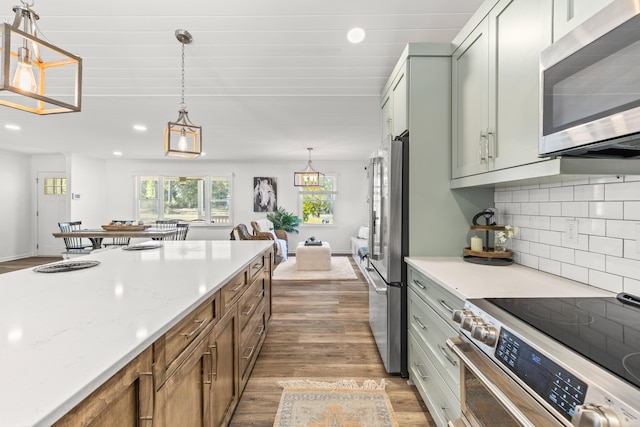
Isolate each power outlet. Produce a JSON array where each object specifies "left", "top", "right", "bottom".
[{"left": 566, "top": 220, "right": 579, "bottom": 245}]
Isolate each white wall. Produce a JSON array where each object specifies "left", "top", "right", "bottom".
[
  {"left": 0, "top": 150, "right": 32, "bottom": 261},
  {"left": 494, "top": 175, "right": 640, "bottom": 296},
  {"left": 104, "top": 158, "right": 368, "bottom": 253}
]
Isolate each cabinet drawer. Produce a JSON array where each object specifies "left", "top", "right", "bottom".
[
  {"left": 238, "top": 275, "right": 266, "bottom": 333},
  {"left": 164, "top": 292, "right": 221, "bottom": 369},
  {"left": 239, "top": 301, "right": 266, "bottom": 384},
  {"left": 408, "top": 289, "right": 460, "bottom": 390},
  {"left": 409, "top": 330, "right": 460, "bottom": 427},
  {"left": 248, "top": 253, "right": 266, "bottom": 283},
  {"left": 221, "top": 270, "right": 248, "bottom": 314},
  {"left": 408, "top": 267, "right": 463, "bottom": 329}
]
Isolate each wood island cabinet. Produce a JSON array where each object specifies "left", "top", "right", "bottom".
[{"left": 56, "top": 247, "right": 272, "bottom": 427}]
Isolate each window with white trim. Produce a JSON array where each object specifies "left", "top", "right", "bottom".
[
  {"left": 299, "top": 175, "right": 337, "bottom": 225},
  {"left": 136, "top": 175, "right": 232, "bottom": 224}
]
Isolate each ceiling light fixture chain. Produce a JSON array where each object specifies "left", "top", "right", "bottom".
[
  {"left": 294, "top": 147, "right": 325, "bottom": 187},
  {"left": 164, "top": 29, "right": 202, "bottom": 158}
]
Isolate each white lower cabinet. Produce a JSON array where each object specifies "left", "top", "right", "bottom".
[{"left": 408, "top": 266, "right": 464, "bottom": 427}]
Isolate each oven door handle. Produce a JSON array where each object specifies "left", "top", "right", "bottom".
[{"left": 446, "top": 337, "right": 537, "bottom": 427}]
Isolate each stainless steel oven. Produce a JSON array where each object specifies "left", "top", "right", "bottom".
[{"left": 448, "top": 296, "right": 640, "bottom": 427}]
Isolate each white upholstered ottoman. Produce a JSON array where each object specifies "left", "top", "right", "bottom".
[{"left": 295, "top": 241, "right": 331, "bottom": 270}]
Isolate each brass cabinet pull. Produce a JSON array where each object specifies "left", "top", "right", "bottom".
[
  {"left": 209, "top": 342, "right": 218, "bottom": 380},
  {"left": 256, "top": 324, "right": 265, "bottom": 336},
  {"left": 203, "top": 350, "right": 212, "bottom": 384},
  {"left": 243, "top": 346, "right": 256, "bottom": 360},
  {"left": 255, "top": 289, "right": 265, "bottom": 299},
  {"left": 182, "top": 318, "right": 207, "bottom": 339},
  {"left": 243, "top": 304, "right": 255, "bottom": 316},
  {"left": 231, "top": 282, "right": 244, "bottom": 292}
]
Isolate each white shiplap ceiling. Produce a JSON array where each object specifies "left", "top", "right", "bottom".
[{"left": 0, "top": 0, "right": 483, "bottom": 161}]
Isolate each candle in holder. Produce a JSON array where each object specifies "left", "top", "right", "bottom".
[{"left": 470, "top": 235, "right": 483, "bottom": 252}]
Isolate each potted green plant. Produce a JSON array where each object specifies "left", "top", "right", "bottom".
[{"left": 267, "top": 207, "right": 302, "bottom": 234}]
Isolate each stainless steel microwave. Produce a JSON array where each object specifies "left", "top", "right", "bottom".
[{"left": 540, "top": 0, "right": 640, "bottom": 158}]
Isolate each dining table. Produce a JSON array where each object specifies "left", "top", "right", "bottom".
[{"left": 53, "top": 228, "right": 178, "bottom": 250}]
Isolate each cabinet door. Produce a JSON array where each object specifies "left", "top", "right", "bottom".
[
  {"left": 158, "top": 338, "right": 211, "bottom": 427},
  {"left": 392, "top": 67, "right": 407, "bottom": 136},
  {"left": 452, "top": 18, "right": 490, "bottom": 178},
  {"left": 553, "top": 0, "right": 614, "bottom": 42},
  {"left": 209, "top": 309, "right": 239, "bottom": 427},
  {"left": 489, "top": 0, "right": 552, "bottom": 171},
  {"left": 54, "top": 348, "right": 154, "bottom": 427},
  {"left": 381, "top": 92, "right": 393, "bottom": 140}
]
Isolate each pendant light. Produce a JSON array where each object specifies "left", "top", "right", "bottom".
[
  {"left": 164, "top": 29, "right": 202, "bottom": 158},
  {"left": 0, "top": 0, "right": 82, "bottom": 114},
  {"left": 294, "top": 148, "right": 325, "bottom": 187}
]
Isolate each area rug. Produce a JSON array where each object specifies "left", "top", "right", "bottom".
[
  {"left": 273, "top": 256, "right": 357, "bottom": 281},
  {"left": 273, "top": 379, "right": 398, "bottom": 427}
]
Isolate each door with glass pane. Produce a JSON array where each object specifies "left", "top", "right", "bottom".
[{"left": 37, "top": 172, "right": 67, "bottom": 256}]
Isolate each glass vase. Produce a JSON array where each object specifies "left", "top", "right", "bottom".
[{"left": 494, "top": 235, "right": 509, "bottom": 252}]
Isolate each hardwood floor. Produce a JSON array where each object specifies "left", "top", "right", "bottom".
[
  {"left": 0, "top": 256, "right": 62, "bottom": 274},
  {"left": 230, "top": 257, "right": 435, "bottom": 426}
]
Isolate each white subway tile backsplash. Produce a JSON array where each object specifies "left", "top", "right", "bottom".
[
  {"left": 589, "top": 201, "right": 623, "bottom": 219},
  {"left": 623, "top": 240, "right": 640, "bottom": 261},
  {"left": 589, "top": 270, "right": 623, "bottom": 293},
  {"left": 624, "top": 201, "right": 640, "bottom": 220},
  {"left": 513, "top": 189, "right": 529, "bottom": 202},
  {"left": 607, "top": 255, "right": 640, "bottom": 281},
  {"left": 539, "top": 229, "right": 561, "bottom": 246},
  {"left": 521, "top": 203, "right": 540, "bottom": 215},
  {"left": 549, "top": 186, "right": 573, "bottom": 201},
  {"left": 530, "top": 216, "right": 550, "bottom": 230},
  {"left": 550, "top": 246, "right": 574, "bottom": 264},
  {"left": 575, "top": 250, "right": 605, "bottom": 271},
  {"left": 519, "top": 253, "right": 539, "bottom": 269},
  {"left": 539, "top": 258, "right": 561, "bottom": 275},
  {"left": 624, "top": 277, "right": 640, "bottom": 295},
  {"left": 561, "top": 263, "right": 589, "bottom": 283},
  {"left": 494, "top": 178, "right": 640, "bottom": 292},
  {"left": 605, "top": 181, "right": 640, "bottom": 201},
  {"left": 606, "top": 220, "right": 637, "bottom": 239},
  {"left": 539, "top": 202, "right": 562, "bottom": 216},
  {"left": 562, "top": 201, "right": 589, "bottom": 217},
  {"left": 530, "top": 242, "right": 550, "bottom": 258},
  {"left": 579, "top": 218, "right": 606, "bottom": 236},
  {"left": 529, "top": 188, "right": 549, "bottom": 202},
  {"left": 589, "top": 236, "right": 623, "bottom": 257},
  {"left": 574, "top": 184, "right": 604, "bottom": 201}
]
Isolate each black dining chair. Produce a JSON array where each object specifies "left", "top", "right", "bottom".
[
  {"left": 58, "top": 221, "right": 93, "bottom": 258},
  {"left": 102, "top": 220, "right": 132, "bottom": 247},
  {"left": 152, "top": 220, "right": 179, "bottom": 240}
]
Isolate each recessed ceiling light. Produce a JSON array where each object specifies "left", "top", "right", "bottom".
[
  {"left": 347, "top": 27, "right": 366, "bottom": 44},
  {"left": 113, "top": 151, "right": 123, "bottom": 156},
  {"left": 133, "top": 124, "right": 147, "bottom": 131},
  {"left": 5, "top": 124, "right": 21, "bottom": 131}
]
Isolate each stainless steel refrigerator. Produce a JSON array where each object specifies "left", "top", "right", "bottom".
[{"left": 367, "top": 131, "right": 408, "bottom": 376}]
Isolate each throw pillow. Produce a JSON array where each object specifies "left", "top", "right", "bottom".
[{"left": 358, "top": 226, "right": 369, "bottom": 239}]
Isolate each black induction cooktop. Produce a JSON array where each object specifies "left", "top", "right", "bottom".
[{"left": 486, "top": 293, "right": 640, "bottom": 389}]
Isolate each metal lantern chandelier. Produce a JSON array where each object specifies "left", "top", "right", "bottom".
[
  {"left": 294, "top": 148, "right": 325, "bottom": 187},
  {"left": 164, "top": 29, "right": 202, "bottom": 158},
  {"left": 0, "top": 0, "right": 82, "bottom": 114}
]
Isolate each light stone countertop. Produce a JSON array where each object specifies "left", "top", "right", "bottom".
[
  {"left": 0, "top": 240, "right": 273, "bottom": 427},
  {"left": 405, "top": 257, "right": 614, "bottom": 301}
]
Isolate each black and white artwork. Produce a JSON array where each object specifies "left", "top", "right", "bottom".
[{"left": 253, "top": 177, "right": 277, "bottom": 212}]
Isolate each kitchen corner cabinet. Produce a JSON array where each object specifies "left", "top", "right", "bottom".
[
  {"left": 553, "top": 0, "right": 614, "bottom": 42},
  {"left": 53, "top": 347, "right": 154, "bottom": 427},
  {"left": 452, "top": 0, "right": 552, "bottom": 179},
  {"left": 407, "top": 266, "right": 464, "bottom": 427}
]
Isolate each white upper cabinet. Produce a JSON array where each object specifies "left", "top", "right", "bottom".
[
  {"left": 553, "top": 0, "right": 615, "bottom": 42},
  {"left": 452, "top": 0, "right": 553, "bottom": 179}
]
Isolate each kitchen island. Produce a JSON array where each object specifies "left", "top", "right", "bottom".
[{"left": 0, "top": 240, "right": 273, "bottom": 427}]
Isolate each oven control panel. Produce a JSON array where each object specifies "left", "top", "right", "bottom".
[{"left": 452, "top": 301, "right": 640, "bottom": 427}]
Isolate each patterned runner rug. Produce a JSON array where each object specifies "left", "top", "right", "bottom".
[{"left": 273, "top": 379, "right": 398, "bottom": 427}]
